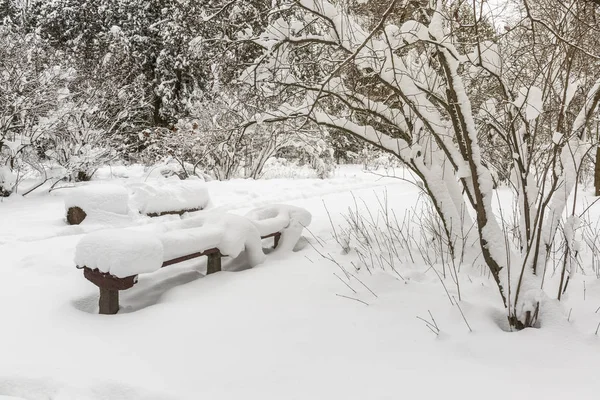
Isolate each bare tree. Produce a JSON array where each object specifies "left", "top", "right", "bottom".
[{"left": 241, "top": 0, "right": 600, "bottom": 329}]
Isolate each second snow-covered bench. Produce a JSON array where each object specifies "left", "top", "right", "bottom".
[
  {"left": 65, "top": 180, "right": 211, "bottom": 225},
  {"left": 75, "top": 205, "right": 311, "bottom": 314},
  {"left": 128, "top": 180, "right": 211, "bottom": 217}
]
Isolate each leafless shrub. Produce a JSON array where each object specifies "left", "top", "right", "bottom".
[{"left": 325, "top": 189, "right": 475, "bottom": 303}]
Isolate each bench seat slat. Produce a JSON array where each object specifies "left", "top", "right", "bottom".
[{"left": 161, "top": 247, "right": 220, "bottom": 267}]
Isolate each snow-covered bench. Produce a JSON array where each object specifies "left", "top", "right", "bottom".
[
  {"left": 65, "top": 180, "right": 211, "bottom": 224},
  {"left": 75, "top": 205, "right": 311, "bottom": 314},
  {"left": 128, "top": 179, "right": 211, "bottom": 217}
]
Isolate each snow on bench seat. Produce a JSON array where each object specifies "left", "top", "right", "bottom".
[
  {"left": 65, "top": 184, "right": 129, "bottom": 225},
  {"left": 158, "top": 212, "right": 266, "bottom": 266},
  {"left": 245, "top": 204, "right": 312, "bottom": 251},
  {"left": 129, "top": 179, "right": 210, "bottom": 216},
  {"left": 160, "top": 225, "right": 223, "bottom": 261},
  {"left": 75, "top": 230, "right": 164, "bottom": 278}
]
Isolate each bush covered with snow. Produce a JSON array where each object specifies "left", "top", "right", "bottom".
[
  {"left": 242, "top": 0, "right": 600, "bottom": 329},
  {"left": 0, "top": 166, "right": 16, "bottom": 197}
]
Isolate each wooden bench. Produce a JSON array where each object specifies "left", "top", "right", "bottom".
[
  {"left": 78, "top": 232, "right": 281, "bottom": 315},
  {"left": 76, "top": 204, "right": 311, "bottom": 315},
  {"left": 129, "top": 180, "right": 211, "bottom": 218},
  {"left": 65, "top": 181, "right": 210, "bottom": 225}
]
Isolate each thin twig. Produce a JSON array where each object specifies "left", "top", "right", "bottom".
[
  {"left": 333, "top": 273, "right": 357, "bottom": 294},
  {"left": 428, "top": 310, "right": 439, "bottom": 331},
  {"left": 349, "top": 272, "right": 378, "bottom": 298},
  {"left": 335, "top": 294, "right": 369, "bottom": 306},
  {"left": 453, "top": 297, "right": 472, "bottom": 332}
]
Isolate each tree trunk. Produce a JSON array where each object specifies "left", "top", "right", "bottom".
[
  {"left": 153, "top": 94, "right": 164, "bottom": 126},
  {"left": 595, "top": 145, "right": 600, "bottom": 196}
]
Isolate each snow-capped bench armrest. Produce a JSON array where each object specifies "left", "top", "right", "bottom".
[{"left": 245, "top": 204, "right": 312, "bottom": 251}]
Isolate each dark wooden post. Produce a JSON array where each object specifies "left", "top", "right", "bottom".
[
  {"left": 99, "top": 288, "right": 119, "bottom": 314},
  {"left": 206, "top": 251, "right": 222, "bottom": 274},
  {"left": 66, "top": 206, "right": 87, "bottom": 225},
  {"left": 273, "top": 232, "right": 281, "bottom": 248},
  {"left": 595, "top": 145, "right": 600, "bottom": 196}
]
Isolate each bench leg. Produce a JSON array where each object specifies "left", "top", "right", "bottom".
[
  {"left": 99, "top": 288, "right": 119, "bottom": 314},
  {"left": 206, "top": 252, "right": 222, "bottom": 275},
  {"left": 274, "top": 232, "right": 281, "bottom": 249}
]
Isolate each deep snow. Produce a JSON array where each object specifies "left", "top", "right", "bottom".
[{"left": 1, "top": 165, "right": 600, "bottom": 400}]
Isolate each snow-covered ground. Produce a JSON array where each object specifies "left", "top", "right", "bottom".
[{"left": 1, "top": 165, "right": 600, "bottom": 400}]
